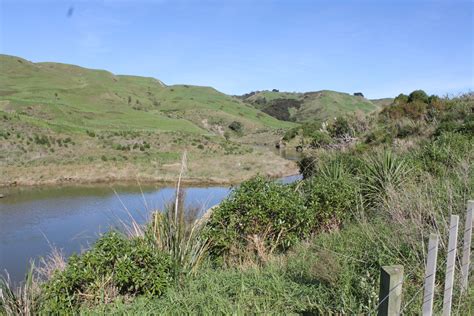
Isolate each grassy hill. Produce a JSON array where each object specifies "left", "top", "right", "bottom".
[
  {"left": 0, "top": 55, "right": 293, "bottom": 133},
  {"left": 239, "top": 90, "right": 378, "bottom": 123},
  {"left": 0, "top": 55, "right": 297, "bottom": 186}
]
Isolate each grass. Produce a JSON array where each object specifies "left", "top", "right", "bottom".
[
  {"left": 0, "top": 54, "right": 294, "bottom": 133},
  {"left": 0, "top": 54, "right": 300, "bottom": 186},
  {"left": 1, "top": 67, "right": 473, "bottom": 314}
]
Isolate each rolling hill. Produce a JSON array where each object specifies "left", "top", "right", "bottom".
[
  {"left": 239, "top": 90, "right": 379, "bottom": 123},
  {"left": 0, "top": 55, "right": 297, "bottom": 186},
  {"left": 0, "top": 55, "right": 294, "bottom": 134}
]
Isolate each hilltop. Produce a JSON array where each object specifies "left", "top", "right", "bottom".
[
  {"left": 239, "top": 89, "right": 379, "bottom": 123},
  {"left": 0, "top": 55, "right": 297, "bottom": 186}
]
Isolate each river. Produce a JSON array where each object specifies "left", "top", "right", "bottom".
[{"left": 0, "top": 173, "right": 301, "bottom": 284}]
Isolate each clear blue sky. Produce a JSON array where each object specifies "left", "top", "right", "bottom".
[{"left": 1, "top": 0, "right": 472, "bottom": 98}]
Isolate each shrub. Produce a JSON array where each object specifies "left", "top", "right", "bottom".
[
  {"left": 328, "top": 117, "right": 353, "bottom": 138},
  {"left": 309, "top": 131, "right": 332, "bottom": 148},
  {"left": 41, "top": 232, "right": 172, "bottom": 313},
  {"left": 206, "top": 177, "right": 311, "bottom": 258},
  {"left": 408, "top": 89, "right": 429, "bottom": 103},
  {"left": 86, "top": 130, "right": 96, "bottom": 137},
  {"left": 395, "top": 119, "right": 421, "bottom": 138},
  {"left": 302, "top": 171, "right": 359, "bottom": 230},
  {"left": 228, "top": 121, "right": 243, "bottom": 134},
  {"left": 394, "top": 93, "right": 409, "bottom": 105},
  {"left": 362, "top": 151, "right": 411, "bottom": 206},
  {"left": 282, "top": 128, "right": 298, "bottom": 141},
  {"left": 417, "top": 132, "right": 473, "bottom": 176},
  {"left": 297, "top": 156, "right": 317, "bottom": 179}
]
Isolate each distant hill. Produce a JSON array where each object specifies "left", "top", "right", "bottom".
[
  {"left": 238, "top": 90, "right": 379, "bottom": 123},
  {"left": 0, "top": 54, "right": 293, "bottom": 134},
  {"left": 370, "top": 98, "right": 394, "bottom": 107}
]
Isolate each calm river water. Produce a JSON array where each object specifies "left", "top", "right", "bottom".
[{"left": 0, "top": 174, "right": 301, "bottom": 284}]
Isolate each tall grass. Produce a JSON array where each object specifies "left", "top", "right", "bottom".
[
  {"left": 362, "top": 150, "right": 411, "bottom": 206},
  {"left": 149, "top": 190, "right": 211, "bottom": 278},
  {"left": 0, "top": 266, "right": 39, "bottom": 316}
]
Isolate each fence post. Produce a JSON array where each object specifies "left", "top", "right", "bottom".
[
  {"left": 377, "top": 265, "right": 404, "bottom": 316},
  {"left": 461, "top": 200, "right": 473, "bottom": 291},
  {"left": 443, "top": 215, "right": 459, "bottom": 316},
  {"left": 423, "top": 233, "right": 439, "bottom": 316}
]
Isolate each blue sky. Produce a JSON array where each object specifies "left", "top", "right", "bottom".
[{"left": 1, "top": 0, "right": 472, "bottom": 98}]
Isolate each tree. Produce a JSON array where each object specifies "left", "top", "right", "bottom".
[
  {"left": 394, "top": 93, "right": 409, "bottom": 105},
  {"left": 408, "top": 90, "right": 429, "bottom": 103}
]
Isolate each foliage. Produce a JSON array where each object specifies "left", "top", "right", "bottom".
[
  {"left": 0, "top": 265, "right": 40, "bottom": 316},
  {"left": 394, "top": 93, "right": 409, "bottom": 104},
  {"left": 328, "top": 116, "right": 353, "bottom": 138},
  {"left": 302, "top": 169, "right": 359, "bottom": 230},
  {"left": 146, "top": 190, "right": 210, "bottom": 279},
  {"left": 362, "top": 151, "right": 411, "bottom": 206},
  {"left": 408, "top": 89, "right": 429, "bottom": 103},
  {"left": 416, "top": 132, "right": 473, "bottom": 176},
  {"left": 41, "top": 232, "right": 172, "bottom": 313},
  {"left": 297, "top": 156, "right": 317, "bottom": 179},
  {"left": 282, "top": 127, "right": 299, "bottom": 141},
  {"left": 206, "top": 177, "right": 311, "bottom": 258},
  {"left": 309, "top": 130, "right": 332, "bottom": 148},
  {"left": 228, "top": 121, "right": 243, "bottom": 134}
]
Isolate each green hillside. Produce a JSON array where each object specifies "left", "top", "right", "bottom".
[
  {"left": 0, "top": 55, "right": 293, "bottom": 133},
  {"left": 0, "top": 55, "right": 297, "bottom": 186},
  {"left": 240, "top": 90, "right": 378, "bottom": 123}
]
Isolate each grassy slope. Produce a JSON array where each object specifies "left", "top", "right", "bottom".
[
  {"left": 0, "top": 55, "right": 297, "bottom": 186},
  {"left": 242, "top": 90, "right": 378, "bottom": 123},
  {"left": 0, "top": 55, "right": 293, "bottom": 133}
]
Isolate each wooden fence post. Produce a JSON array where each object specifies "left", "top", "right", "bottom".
[
  {"left": 423, "top": 233, "right": 439, "bottom": 316},
  {"left": 377, "top": 265, "right": 404, "bottom": 316},
  {"left": 461, "top": 200, "right": 473, "bottom": 291},
  {"left": 443, "top": 215, "right": 459, "bottom": 316}
]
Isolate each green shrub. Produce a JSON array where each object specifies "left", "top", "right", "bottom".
[
  {"left": 408, "top": 89, "right": 429, "bottom": 103},
  {"left": 228, "top": 121, "right": 243, "bottom": 133},
  {"left": 394, "top": 93, "right": 408, "bottom": 105},
  {"left": 328, "top": 117, "right": 353, "bottom": 138},
  {"left": 310, "top": 131, "right": 332, "bottom": 148},
  {"left": 302, "top": 172, "right": 359, "bottom": 230},
  {"left": 206, "top": 177, "right": 311, "bottom": 258},
  {"left": 297, "top": 156, "right": 317, "bottom": 179},
  {"left": 41, "top": 232, "right": 172, "bottom": 313},
  {"left": 362, "top": 151, "right": 411, "bottom": 206},
  {"left": 395, "top": 119, "right": 421, "bottom": 138},
  {"left": 417, "top": 132, "right": 473, "bottom": 176},
  {"left": 282, "top": 127, "right": 298, "bottom": 141}
]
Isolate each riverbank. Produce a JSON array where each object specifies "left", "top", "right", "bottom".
[{"left": 0, "top": 150, "right": 299, "bottom": 188}]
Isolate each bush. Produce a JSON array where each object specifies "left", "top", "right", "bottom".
[
  {"left": 417, "top": 132, "right": 473, "bottom": 176},
  {"left": 228, "top": 121, "right": 243, "bottom": 134},
  {"left": 394, "top": 93, "right": 409, "bottom": 105},
  {"left": 41, "top": 232, "right": 172, "bottom": 313},
  {"left": 309, "top": 131, "right": 332, "bottom": 148},
  {"left": 328, "top": 117, "right": 353, "bottom": 138},
  {"left": 408, "top": 89, "right": 429, "bottom": 103},
  {"left": 206, "top": 177, "right": 311, "bottom": 258},
  {"left": 362, "top": 151, "right": 411, "bottom": 206},
  {"left": 297, "top": 156, "right": 317, "bottom": 179},
  {"left": 282, "top": 128, "right": 298, "bottom": 141},
  {"left": 302, "top": 172, "right": 359, "bottom": 230}
]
